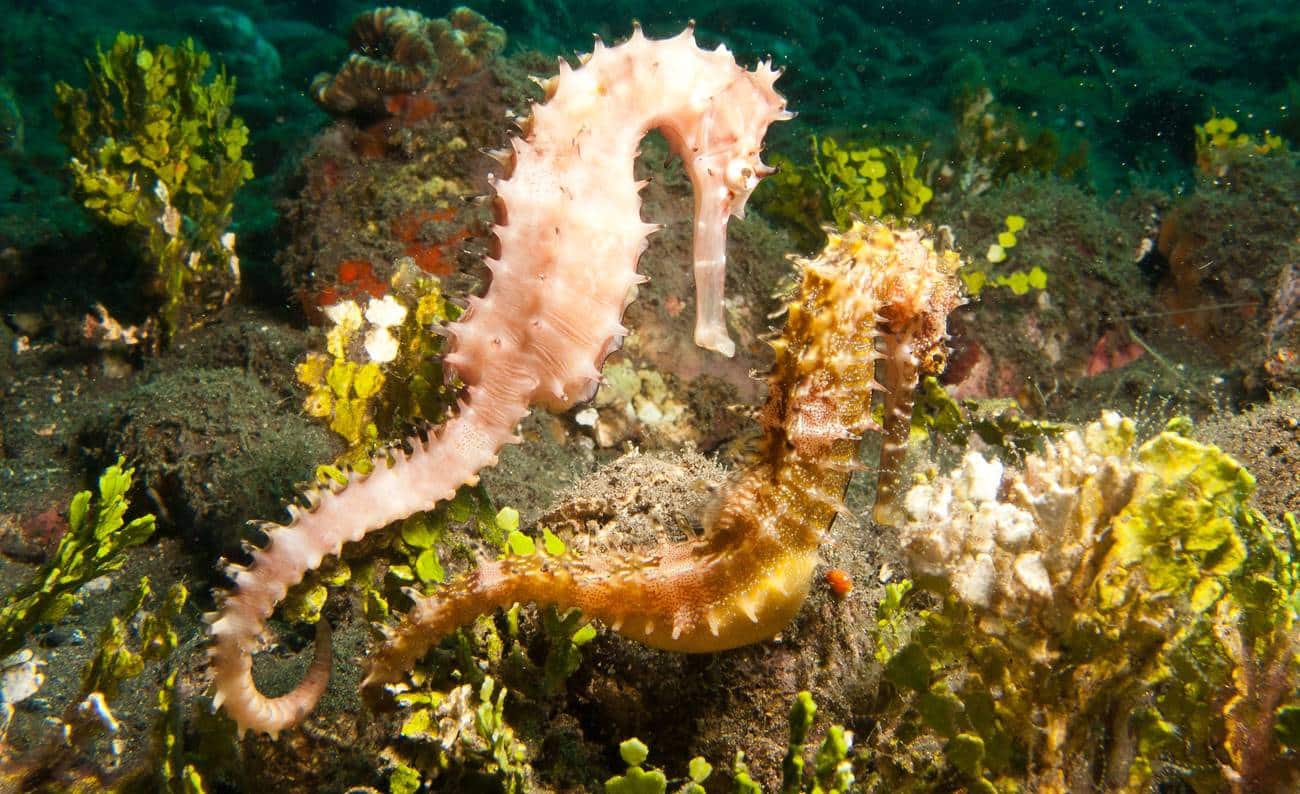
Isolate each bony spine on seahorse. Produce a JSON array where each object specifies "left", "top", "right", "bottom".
[
  {"left": 206, "top": 23, "right": 790, "bottom": 738},
  {"left": 364, "top": 221, "right": 963, "bottom": 692}
]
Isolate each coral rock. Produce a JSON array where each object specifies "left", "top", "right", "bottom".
[{"left": 311, "top": 6, "right": 506, "bottom": 118}]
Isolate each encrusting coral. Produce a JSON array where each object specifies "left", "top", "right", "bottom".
[
  {"left": 311, "top": 6, "right": 506, "bottom": 118},
  {"left": 900, "top": 411, "right": 1138, "bottom": 615},
  {"left": 207, "top": 23, "right": 791, "bottom": 738}
]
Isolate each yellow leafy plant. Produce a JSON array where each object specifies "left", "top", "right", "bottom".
[
  {"left": 296, "top": 258, "right": 459, "bottom": 471},
  {"left": 1195, "top": 112, "right": 1286, "bottom": 176},
  {"left": 961, "top": 214, "right": 1048, "bottom": 297},
  {"left": 811, "top": 135, "right": 934, "bottom": 226}
]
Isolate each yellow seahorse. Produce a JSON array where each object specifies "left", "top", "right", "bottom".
[
  {"left": 363, "top": 221, "right": 964, "bottom": 690},
  {"left": 207, "top": 22, "right": 963, "bottom": 741}
]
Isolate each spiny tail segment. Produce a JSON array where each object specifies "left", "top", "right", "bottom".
[
  {"left": 365, "top": 526, "right": 819, "bottom": 691},
  {"left": 206, "top": 398, "right": 528, "bottom": 738},
  {"left": 367, "top": 221, "right": 964, "bottom": 689}
]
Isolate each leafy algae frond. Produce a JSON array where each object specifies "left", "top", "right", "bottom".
[
  {"left": 54, "top": 33, "right": 252, "bottom": 340},
  {"left": 0, "top": 459, "right": 155, "bottom": 660}
]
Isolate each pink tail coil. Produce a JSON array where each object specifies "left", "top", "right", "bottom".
[{"left": 207, "top": 395, "right": 528, "bottom": 737}]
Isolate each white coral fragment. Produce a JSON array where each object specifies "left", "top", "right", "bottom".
[
  {"left": 364, "top": 326, "right": 400, "bottom": 363},
  {"left": 963, "top": 451, "right": 1004, "bottom": 503},
  {"left": 1013, "top": 553, "right": 1052, "bottom": 598},
  {"left": 324, "top": 299, "right": 363, "bottom": 330},
  {"left": 954, "top": 553, "right": 996, "bottom": 607},
  {"left": 365, "top": 295, "right": 408, "bottom": 328},
  {"left": 0, "top": 651, "right": 44, "bottom": 705},
  {"left": 900, "top": 413, "right": 1140, "bottom": 618},
  {"left": 993, "top": 502, "right": 1036, "bottom": 547}
]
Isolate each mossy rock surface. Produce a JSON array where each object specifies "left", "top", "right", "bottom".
[
  {"left": 163, "top": 306, "right": 313, "bottom": 401},
  {"left": 97, "top": 367, "right": 336, "bottom": 552},
  {"left": 1199, "top": 393, "right": 1300, "bottom": 524}
]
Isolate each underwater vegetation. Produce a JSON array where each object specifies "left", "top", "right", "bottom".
[
  {"left": 808, "top": 137, "right": 934, "bottom": 228},
  {"left": 296, "top": 258, "right": 461, "bottom": 471},
  {"left": 752, "top": 85, "right": 1087, "bottom": 254},
  {"left": 0, "top": 4, "right": 1298, "bottom": 793},
  {"left": 0, "top": 462, "right": 200, "bottom": 792},
  {"left": 54, "top": 33, "right": 251, "bottom": 342},
  {"left": 0, "top": 460, "right": 155, "bottom": 662},
  {"left": 601, "top": 691, "right": 853, "bottom": 794},
  {"left": 886, "top": 414, "right": 1300, "bottom": 792}
]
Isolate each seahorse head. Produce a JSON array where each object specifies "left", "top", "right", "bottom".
[
  {"left": 698, "top": 59, "right": 786, "bottom": 206},
  {"left": 657, "top": 39, "right": 791, "bottom": 357}
]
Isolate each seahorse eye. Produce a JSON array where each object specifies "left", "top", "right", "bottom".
[
  {"left": 724, "top": 158, "right": 757, "bottom": 192},
  {"left": 922, "top": 347, "right": 948, "bottom": 374}
]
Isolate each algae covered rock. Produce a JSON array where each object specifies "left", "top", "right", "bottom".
[{"left": 92, "top": 367, "right": 336, "bottom": 551}]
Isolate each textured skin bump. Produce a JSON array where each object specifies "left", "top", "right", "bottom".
[
  {"left": 207, "top": 25, "right": 787, "bottom": 737},
  {"left": 368, "top": 220, "right": 964, "bottom": 692}
]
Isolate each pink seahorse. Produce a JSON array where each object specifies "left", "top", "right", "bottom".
[{"left": 206, "top": 24, "right": 789, "bottom": 738}]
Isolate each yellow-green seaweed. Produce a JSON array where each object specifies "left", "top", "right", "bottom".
[
  {"left": 54, "top": 33, "right": 252, "bottom": 340},
  {"left": 0, "top": 458, "right": 156, "bottom": 659}
]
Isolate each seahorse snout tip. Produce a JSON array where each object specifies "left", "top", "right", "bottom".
[{"left": 694, "top": 326, "right": 736, "bottom": 358}]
